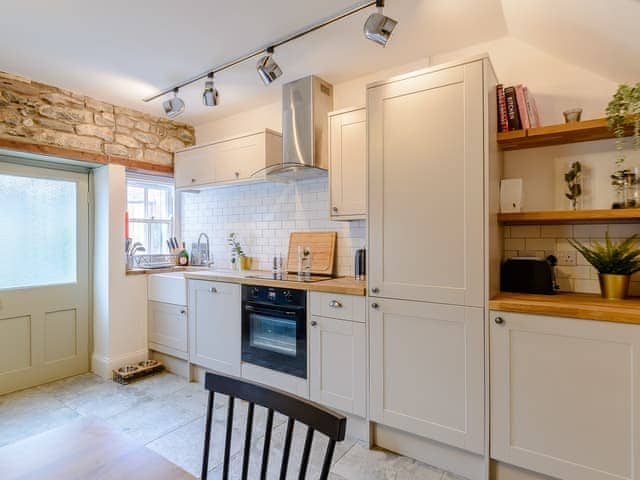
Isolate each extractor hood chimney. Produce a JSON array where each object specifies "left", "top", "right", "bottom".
[{"left": 263, "top": 75, "right": 334, "bottom": 181}]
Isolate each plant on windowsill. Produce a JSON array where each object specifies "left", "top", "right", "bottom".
[
  {"left": 227, "top": 232, "right": 247, "bottom": 271},
  {"left": 568, "top": 233, "right": 640, "bottom": 300}
]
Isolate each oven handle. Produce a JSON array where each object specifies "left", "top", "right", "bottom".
[{"left": 244, "top": 305, "right": 301, "bottom": 316}]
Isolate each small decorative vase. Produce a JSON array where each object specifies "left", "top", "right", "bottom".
[
  {"left": 239, "top": 256, "right": 251, "bottom": 271},
  {"left": 598, "top": 274, "right": 630, "bottom": 300}
]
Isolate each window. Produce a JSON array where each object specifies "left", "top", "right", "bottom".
[
  {"left": 126, "top": 173, "right": 174, "bottom": 254},
  {"left": 0, "top": 172, "right": 77, "bottom": 290}
]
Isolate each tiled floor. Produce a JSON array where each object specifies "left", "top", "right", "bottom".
[{"left": 0, "top": 372, "right": 465, "bottom": 479}]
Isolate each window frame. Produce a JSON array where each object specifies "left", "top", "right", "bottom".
[{"left": 126, "top": 172, "right": 175, "bottom": 255}]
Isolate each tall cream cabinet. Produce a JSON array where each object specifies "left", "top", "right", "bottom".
[
  {"left": 329, "top": 107, "right": 367, "bottom": 220},
  {"left": 174, "top": 129, "right": 282, "bottom": 189},
  {"left": 367, "top": 56, "right": 497, "bottom": 468}
]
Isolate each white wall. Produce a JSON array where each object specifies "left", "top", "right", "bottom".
[{"left": 92, "top": 164, "right": 147, "bottom": 378}]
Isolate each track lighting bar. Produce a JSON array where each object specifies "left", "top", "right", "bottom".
[{"left": 142, "top": 0, "right": 377, "bottom": 102}]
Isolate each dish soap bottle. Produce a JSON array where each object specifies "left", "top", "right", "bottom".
[{"left": 179, "top": 242, "right": 189, "bottom": 266}]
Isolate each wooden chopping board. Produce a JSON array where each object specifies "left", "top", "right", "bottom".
[{"left": 286, "top": 231, "right": 337, "bottom": 276}]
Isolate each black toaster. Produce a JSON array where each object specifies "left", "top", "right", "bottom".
[{"left": 501, "top": 256, "right": 558, "bottom": 295}]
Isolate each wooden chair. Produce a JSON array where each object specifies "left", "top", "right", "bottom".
[{"left": 201, "top": 372, "right": 347, "bottom": 480}]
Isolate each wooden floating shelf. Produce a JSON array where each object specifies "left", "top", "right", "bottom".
[
  {"left": 497, "top": 117, "right": 633, "bottom": 151},
  {"left": 498, "top": 208, "right": 640, "bottom": 225}
]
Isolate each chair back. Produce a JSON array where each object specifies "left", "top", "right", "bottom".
[{"left": 201, "top": 371, "right": 347, "bottom": 480}]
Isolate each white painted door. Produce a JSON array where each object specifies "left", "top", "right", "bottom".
[
  {"left": 329, "top": 108, "right": 367, "bottom": 219},
  {"left": 0, "top": 161, "right": 89, "bottom": 395},
  {"left": 188, "top": 280, "right": 241, "bottom": 375},
  {"left": 369, "top": 298, "right": 484, "bottom": 454},
  {"left": 309, "top": 315, "right": 366, "bottom": 417},
  {"left": 368, "top": 61, "right": 485, "bottom": 306},
  {"left": 491, "top": 311, "right": 640, "bottom": 480}
]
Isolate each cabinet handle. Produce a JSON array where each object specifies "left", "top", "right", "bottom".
[
  {"left": 209, "top": 287, "right": 218, "bottom": 293},
  {"left": 180, "top": 309, "right": 186, "bottom": 314},
  {"left": 494, "top": 316, "right": 504, "bottom": 325},
  {"left": 332, "top": 206, "right": 338, "bottom": 212},
  {"left": 329, "top": 300, "right": 342, "bottom": 308},
  {"left": 235, "top": 171, "right": 240, "bottom": 178},
  {"left": 371, "top": 303, "right": 379, "bottom": 309},
  {"left": 310, "top": 320, "right": 318, "bottom": 327},
  {"left": 191, "top": 178, "right": 196, "bottom": 183},
  {"left": 371, "top": 287, "right": 380, "bottom": 294}
]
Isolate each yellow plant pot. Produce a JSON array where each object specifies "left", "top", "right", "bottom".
[
  {"left": 598, "top": 274, "right": 631, "bottom": 300},
  {"left": 239, "top": 256, "right": 251, "bottom": 271}
]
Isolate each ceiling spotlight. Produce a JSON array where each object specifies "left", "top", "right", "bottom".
[
  {"left": 256, "top": 47, "right": 283, "bottom": 86},
  {"left": 162, "top": 88, "right": 185, "bottom": 118},
  {"left": 364, "top": 0, "right": 398, "bottom": 47},
  {"left": 202, "top": 73, "right": 219, "bottom": 107}
]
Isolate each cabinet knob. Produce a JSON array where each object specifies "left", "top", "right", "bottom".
[
  {"left": 329, "top": 300, "right": 343, "bottom": 308},
  {"left": 191, "top": 178, "right": 196, "bottom": 183},
  {"left": 310, "top": 320, "right": 318, "bottom": 327},
  {"left": 494, "top": 316, "right": 504, "bottom": 325},
  {"left": 209, "top": 287, "right": 218, "bottom": 293},
  {"left": 180, "top": 309, "right": 186, "bottom": 314},
  {"left": 371, "top": 287, "right": 380, "bottom": 294},
  {"left": 371, "top": 303, "right": 379, "bottom": 309},
  {"left": 235, "top": 171, "right": 240, "bottom": 178},
  {"left": 332, "top": 206, "right": 338, "bottom": 212}
]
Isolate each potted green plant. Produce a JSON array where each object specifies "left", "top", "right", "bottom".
[
  {"left": 564, "top": 161, "right": 582, "bottom": 210},
  {"left": 569, "top": 233, "right": 640, "bottom": 299},
  {"left": 227, "top": 233, "right": 247, "bottom": 271},
  {"left": 606, "top": 83, "right": 640, "bottom": 208}
]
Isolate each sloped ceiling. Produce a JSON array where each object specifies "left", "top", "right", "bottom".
[{"left": 0, "top": 0, "right": 636, "bottom": 124}]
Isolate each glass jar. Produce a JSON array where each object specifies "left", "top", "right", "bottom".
[{"left": 625, "top": 168, "right": 640, "bottom": 208}]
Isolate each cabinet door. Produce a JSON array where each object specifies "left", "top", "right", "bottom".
[
  {"left": 330, "top": 108, "right": 367, "bottom": 219},
  {"left": 370, "top": 298, "right": 484, "bottom": 454},
  {"left": 148, "top": 301, "right": 188, "bottom": 356},
  {"left": 309, "top": 315, "right": 366, "bottom": 417},
  {"left": 213, "top": 132, "right": 266, "bottom": 182},
  {"left": 491, "top": 311, "right": 640, "bottom": 480},
  {"left": 188, "top": 280, "right": 241, "bottom": 375},
  {"left": 368, "top": 61, "right": 484, "bottom": 306},
  {"left": 174, "top": 145, "right": 216, "bottom": 188}
]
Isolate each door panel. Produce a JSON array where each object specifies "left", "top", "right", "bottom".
[
  {"left": 491, "top": 311, "right": 640, "bottom": 480},
  {"left": 368, "top": 62, "right": 484, "bottom": 306},
  {"left": 370, "top": 298, "right": 484, "bottom": 454},
  {"left": 0, "top": 162, "right": 89, "bottom": 394}
]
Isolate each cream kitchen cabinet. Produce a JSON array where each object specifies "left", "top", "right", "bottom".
[
  {"left": 367, "top": 59, "right": 486, "bottom": 307},
  {"left": 369, "top": 298, "right": 485, "bottom": 454},
  {"left": 309, "top": 292, "right": 366, "bottom": 417},
  {"left": 188, "top": 280, "right": 241, "bottom": 375},
  {"left": 175, "top": 129, "right": 282, "bottom": 189},
  {"left": 148, "top": 302, "right": 188, "bottom": 360},
  {"left": 329, "top": 107, "right": 367, "bottom": 220},
  {"left": 491, "top": 310, "right": 640, "bottom": 480}
]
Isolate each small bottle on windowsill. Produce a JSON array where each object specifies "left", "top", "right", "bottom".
[{"left": 179, "top": 242, "right": 189, "bottom": 266}]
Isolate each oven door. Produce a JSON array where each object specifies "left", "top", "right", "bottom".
[{"left": 242, "top": 302, "right": 307, "bottom": 379}]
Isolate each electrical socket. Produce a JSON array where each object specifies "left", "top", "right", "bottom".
[{"left": 556, "top": 251, "right": 577, "bottom": 266}]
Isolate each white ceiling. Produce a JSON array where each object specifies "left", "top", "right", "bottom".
[{"left": 1, "top": 0, "right": 637, "bottom": 125}]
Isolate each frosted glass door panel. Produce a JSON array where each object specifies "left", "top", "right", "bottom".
[{"left": 0, "top": 174, "right": 77, "bottom": 289}]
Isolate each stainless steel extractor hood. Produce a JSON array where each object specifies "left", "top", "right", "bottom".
[{"left": 263, "top": 75, "right": 334, "bottom": 181}]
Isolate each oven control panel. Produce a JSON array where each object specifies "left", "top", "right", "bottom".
[{"left": 242, "top": 285, "right": 306, "bottom": 307}]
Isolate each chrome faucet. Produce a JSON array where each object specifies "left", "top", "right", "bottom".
[{"left": 197, "top": 232, "right": 213, "bottom": 267}]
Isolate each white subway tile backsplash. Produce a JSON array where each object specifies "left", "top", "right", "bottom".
[{"left": 180, "top": 178, "right": 366, "bottom": 276}]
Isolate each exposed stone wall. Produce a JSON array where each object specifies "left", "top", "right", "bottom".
[{"left": 0, "top": 71, "right": 195, "bottom": 166}]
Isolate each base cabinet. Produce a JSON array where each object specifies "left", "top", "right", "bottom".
[
  {"left": 491, "top": 311, "right": 640, "bottom": 480},
  {"left": 188, "top": 280, "right": 241, "bottom": 375},
  {"left": 309, "top": 315, "right": 366, "bottom": 417},
  {"left": 369, "top": 298, "right": 484, "bottom": 454},
  {"left": 148, "top": 301, "right": 188, "bottom": 360}
]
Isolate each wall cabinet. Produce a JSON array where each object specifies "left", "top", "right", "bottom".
[
  {"left": 369, "top": 298, "right": 484, "bottom": 454},
  {"left": 309, "top": 292, "right": 366, "bottom": 417},
  {"left": 329, "top": 107, "right": 367, "bottom": 220},
  {"left": 188, "top": 280, "right": 241, "bottom": 375},
  {"left": 175, "top": 129, "right": 282, "bottom": 189},
  {"left": 148, "top": 301, "right": 188, "bottom": 360},
  {"left": 368, "top": 61, "right": 485, "bottom": 306},
  {"left": 491, "top": 311, "right": 640, "bottom": 480}
]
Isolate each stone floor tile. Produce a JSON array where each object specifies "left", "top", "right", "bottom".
[
  {"left": 105, "top": 397, "right": 202, "bottom": 444},
  {"left": 35, "top": 373, "right": 105, "bottom": 401},
  {"left": 129, "top": 371, "right": 190, "bottom": 398},
  {"left": 0, "top": 386, "right": 66, "bottom": 418},
  {"left": 168, "top": 381, "right": 227, "bottom": 415},
  {"left": 62, "top": 380, "right": 154, "bottom": 418},
  {"left": 0, "top": 406, "right": 79, "bottom": 447}
]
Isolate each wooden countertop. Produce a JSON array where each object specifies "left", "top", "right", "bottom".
[
  {"left": 127, "top": 267, "right": 367, "bottom": 296},
  {"left": 489, "top": 292, "right": 640, "bottom": 325}
]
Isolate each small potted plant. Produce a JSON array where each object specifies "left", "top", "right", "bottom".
[
  {"left": 569, "top": 233, "right": 640, "bottom": 299},
  {"left": 227, "top": 233, "right": 248, "bottom": 271},
  {"left": 564, "top": 161, "right": 582, "bottom": 210}
]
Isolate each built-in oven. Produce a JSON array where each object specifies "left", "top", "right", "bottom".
[{"left": 241, "top": 285, "right": 307, "bottom": 379}]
